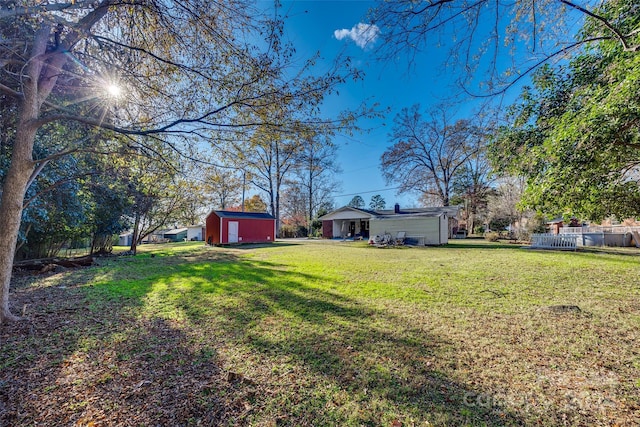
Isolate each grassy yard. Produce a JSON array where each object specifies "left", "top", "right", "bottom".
[{"left": 1, "top": 239, "right": 639, "bottom": 426}]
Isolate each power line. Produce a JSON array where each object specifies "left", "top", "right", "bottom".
[
  {"left": 341, "top": 164, "right": 380, "bottom": 174},
  {"left": 333, "top": 186, "right": 404, "bottom": 198}
]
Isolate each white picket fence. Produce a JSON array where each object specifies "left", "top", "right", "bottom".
[{"left": 531, "top": 233, "right": 578, "bottom": 250}]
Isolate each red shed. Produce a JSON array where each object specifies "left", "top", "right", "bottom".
[{"left": 205, "top": 211, "right": 276, "bottom": 245}]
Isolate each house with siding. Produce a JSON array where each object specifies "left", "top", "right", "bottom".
[
  {"left": 163, "top": 228, "right": 188, "bottom": 242},
  {"left": 319, "top": 204, "right": 459, "bottom": 245},
  {"left": 187, "top": 225, "right": 205, "bottom": 241}
]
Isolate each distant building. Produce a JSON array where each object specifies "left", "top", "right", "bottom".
[
  {"left": 163, "top": 228, "right": 188, "bottom": 242},
  {"left": 118, "top": 232, "right": 133, "bottom": 247},
  {"left": 187, "top": 225, "right": 205, "bottom": 241}
]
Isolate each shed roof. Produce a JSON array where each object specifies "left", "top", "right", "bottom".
[{"left": 208, "top": 210, "right": 275, "bottom": 220}]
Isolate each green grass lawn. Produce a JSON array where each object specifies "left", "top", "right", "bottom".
[{"left": 2, "top": 240, "right": 639, "bottom": 426}]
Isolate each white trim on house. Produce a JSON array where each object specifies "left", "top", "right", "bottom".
[
  {"left": 320, "top": 205, "right": 460, "bottom": 243},
  {"left": 319, "top": 207, "right": 376, "bottom": 238},
  {"left": 318, "top": 206, "right": 375, "bottom": 221}
]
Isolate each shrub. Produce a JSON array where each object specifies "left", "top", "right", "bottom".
[{"left": 484, "top": 231, "right": 500, "bottom": 242}]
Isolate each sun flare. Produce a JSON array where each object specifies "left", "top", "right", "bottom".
[{"left": 106, "top": 84, "right": 122, "bottom": 98}]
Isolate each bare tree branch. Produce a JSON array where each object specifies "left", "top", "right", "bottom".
[{"left": 559, "top": 0, "right": 638, "bottom": 51}]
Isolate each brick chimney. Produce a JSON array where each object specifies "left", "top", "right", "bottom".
[{"left": 394, "top": 203, "right": 400, "bottom": 214}]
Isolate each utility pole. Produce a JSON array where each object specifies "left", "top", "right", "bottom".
[{"left": 241, "top": 169, "right": 246, "bottom": 212}]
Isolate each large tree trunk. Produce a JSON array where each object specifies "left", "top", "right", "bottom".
[
  {"left": 468, "top": 211, "right": 475, "bottom": 235},
  {"left": 0, "top": 26, "right": 63, "bottom": 324},
  {"left": 0, "top": 121, "right": 38, "bottom": 324},
  {"left": 0, "top": 146, "right": 36, "bottom": 323}
]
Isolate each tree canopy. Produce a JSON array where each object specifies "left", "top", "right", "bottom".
[
  {"left": 369, "top": 194, "right": 386, "bottom": 210},
  {"left": 348, "top": 195, "right": 365, "bottom": 209},
  {"left": 490, "top": 0, "right": 640, "bottom": 220}
]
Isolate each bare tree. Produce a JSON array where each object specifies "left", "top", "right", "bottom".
[
  {"left": 381, "top": 104, "right": 483, "bottom": 206},
  {"left": 451, "top": 145, "right": 496, "bottom": 232},
  {"left": 0, "top": 1, "right": 364, "bottom": 323},
  {"left": 293, "top": 135, "right": 341, "bottom": 236},
  {"left": 486, "top": 176, "right": 528, "bottom": 236},
  {"left": 370, "top": 0, "right": 640, "bottom": 95},
  {"left": 202, "top": 165, "right": 243, "bottom": 210},
  {"left": 280, "top": 182, "right": 309, "bottom": 235},
  {"left": 231, "top": 125, "right": 301, "bottom": 236}
]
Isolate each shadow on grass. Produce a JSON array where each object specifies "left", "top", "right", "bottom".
[
  {"left": 136, "top": 256, "right": 524, "bottom": 425},
  {"left": 2, "top": 251, "right": 525, "bottom": 426},
  {"left": 222, "top": 241, "right": 301, "bottom": 250},
  {"left": 1, "top": 314, "right": 253, "bottom": 424},
  {"left": 1, "top": 256, "right": 269, "bottom": 425}
]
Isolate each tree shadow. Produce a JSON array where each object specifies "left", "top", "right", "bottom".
[
  {"left": 1, "top": 315, "right": 257, "bottom": 424},
  {"left": 142, "top": 257, "right": 526, "bottom": 425},
  {"left": 2, "top": 251, "right": 525, "bottom": 426},
  {"left": 1, "top": 257, "right": 264, "bottom": 425},
  {"left": 219, "top": 242, "right": 300, "bottom": 250}
]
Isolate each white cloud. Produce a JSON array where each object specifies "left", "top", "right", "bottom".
[{"left": 334, "top": 23, "right": 380, "bottom": 49}]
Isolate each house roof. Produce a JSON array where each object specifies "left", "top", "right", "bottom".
[
  {"left": 376, "top": 206, "right": 460, "bottom": 216},
  {"left": 546, "top": 218, "right": 564, "bottom": 224},
  {"left": 318, "top": 206, "right": 377, "bottom": 221},
  {"left": 164, "top": 228, "right": 188, "bottom": 235},
  {"left": 208, "top": 210, "right": 275, "bottom": 220},
  {"left": 373, "top": 211, "right": 447, "bottom": 219},
  {"left": 319, "top": 205, "right": 460, "bottom": 221}
]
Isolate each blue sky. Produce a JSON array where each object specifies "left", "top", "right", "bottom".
[
  {"left": 266, "top": 1, "right": 522, "bottom": 209},
  {"left": 269, "top": 0, "right": 480, "bottom": 209}
]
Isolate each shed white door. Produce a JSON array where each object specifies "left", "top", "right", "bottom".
[{"left": 228, "top": 221, "right": 239, "bottom": 243}]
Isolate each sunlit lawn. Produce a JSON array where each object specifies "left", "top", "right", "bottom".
[{"left": 2, "top": 239, "right": 639, "bottom": 426}]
